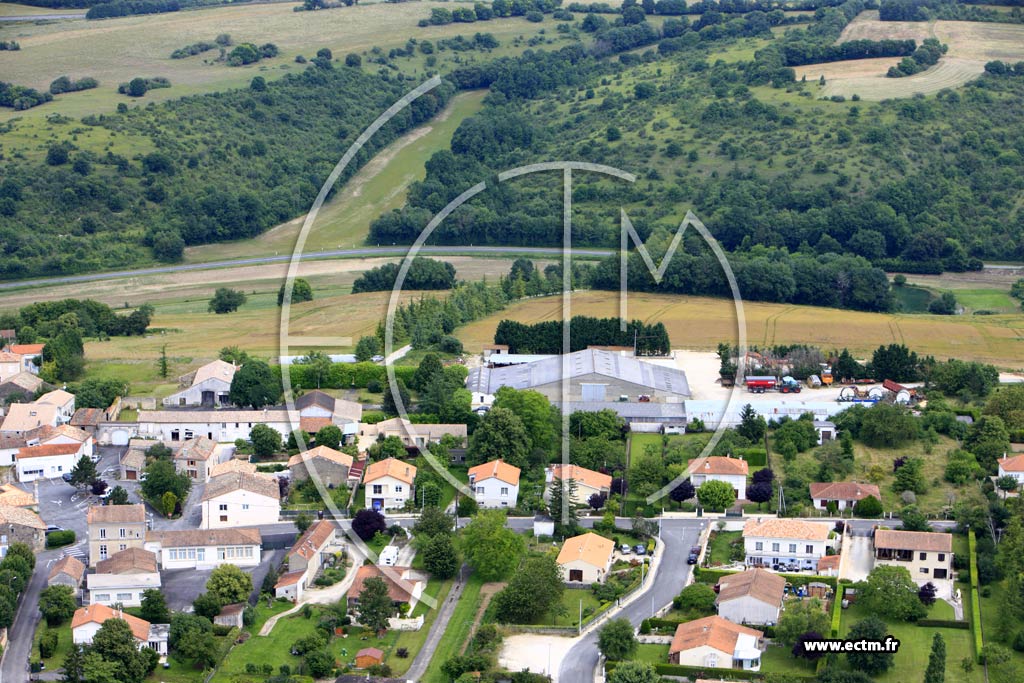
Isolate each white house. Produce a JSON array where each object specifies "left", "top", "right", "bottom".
[
  {"left": 874, "top": 529, "right": 953, "bottom": 581},
  {"left": 363, "top": 457, "right": 416, "bottom": 512},
  {"left": 38, "top": 424, "right": 95, "bottom": 459},
  {"left": 743, "top": 518, "right": 832, "bottom": 571},
  {"left": 145, "top": 527, "right": 262, "bottom": 569},
  {"left": 715, "top": 568, "right": 786, "bottom": 626},
  {"left": 556, "top": 532, "right": 615, "bottom": 584},
  {"left": 86, "top": 573, "right": 161, "bottom": 607},
  {"left": 137, "top": 409, "right": 293, "bottom": 443},
  {"left": 72, "top": 604, "right": 168, "bottom": 655},
  {"left": 998, "top": 454, "right": 1024, "bottom": 485},
  {"left": 813, "top": 420, "right": 837, "bottom": 445},
  {"left": 669, "top": 616, "right": 763, "bottom": 671},
  {"left": 467, "top": 459, "right": 520, "bottom": 508},
  {"left": 294, "top": 390, "right": 362, "bottom": 439},
  {"left": 36, "top": 389, "right": 75, "bottom": 424},
  {"left": 162, "top": 360, "right": 237, "bottom": 407},
  {"left": 15, "top": 441, "right": 87, "bottom": 482},
  {"left": 809, "top": 482, "right": 881, "bottom": 511},
  {"left": 6, "top": 344, "right": 44, "bottom": 375},
  {"left": 687, "top": 456, "right": 749, "bottom": 500},
  {"left": 545, "top": 464, "right": 612, "bottom": 507},
  {"left": 0, "top": 352, "right": 20, "bottom": 383},
  {"left": 200, "top": 472, "right": 280, "bottom": 529},
  {"left": 357, "top": 418, "right": 466, "bottom": 451},
  {"left": 275, "top": 520, "right": 342, "bottom": 601}
]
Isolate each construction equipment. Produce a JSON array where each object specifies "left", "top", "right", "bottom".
[{"left": 820, "top": 364, "right": 834, "bottom": 386}]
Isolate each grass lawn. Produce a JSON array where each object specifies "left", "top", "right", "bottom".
[
  {"left": 979, "top": 579, "right": 1024, "bottom": 667},
  {"left": 629, "top": 432, "right": 663, "bottom": 459},
  {"left": 538, "top": 587, "right": 602, "bottom": 628},
  {"left": 33, "top": 620, "right": 72, "bottom": 671},
  {"left": 706, "top": 530, "right": 742, "bottom": 566},
  {"left": 212, "top": 607, "right": 330, "bottom": 682},
  {"left": 761, "top": 643, "right": 817, "bottom": 676},
  {"left": 249, "top": 599, "right": 297, "bottom": 635},
  {"left": 387, "top": 579, "right": 453, "bottom": 675},
  {"left": 633, "top": 643, "right": 669, "bottom": 664},
  {"left": 422, "top": 576, "right": 485, "bottom": 683},
  {"left": 837, "top": 602, "right": 983, "bottom": 683}
]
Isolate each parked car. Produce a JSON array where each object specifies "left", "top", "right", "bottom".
[
  {"left": 620, "top": 544, "right": 631, "bottom": 554},
  {"left": 45, "top": 525, "right": 64, "bottom": 534},
  {"left": 687, "top": 545, "right": 700, "bottom": 564},
  {"left": 61, "top": 473, "right": 74, "bottom": 483},
  {"left": 634, "top": 544, "right": 646, "bottom": 556}
]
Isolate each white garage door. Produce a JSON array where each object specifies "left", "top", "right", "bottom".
[{"left": 111, "top": 429, "right": 130, "bottom": 446}]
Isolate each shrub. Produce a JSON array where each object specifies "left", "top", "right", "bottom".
[{"left": 45, "top": 530, "right": 75, "bottom": 548}]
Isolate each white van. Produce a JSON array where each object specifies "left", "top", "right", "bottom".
[{"left": 379, "top": 545, "right": 398, "bottom": 566}]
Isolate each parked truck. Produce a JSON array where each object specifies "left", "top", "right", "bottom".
[{"left": 745, "top": 376, "right": 778, "bottom": 393}]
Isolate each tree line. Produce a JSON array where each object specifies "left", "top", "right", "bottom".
[
  {"left": 0, "top": 298, "right": 152, "bottom": 340},
  {"left": 781, "top": 37, "right": 915, "bottom": 66},
  {"left": 351, "top": 257, "right": 457, "bottom": 293},
  {"left": 494, "top": 317, "right": 671, "bottom": 354},
  {"left": 86, "top": 0, "right": 180, "bottom": 18}
]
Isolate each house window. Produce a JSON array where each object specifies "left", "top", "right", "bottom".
[
  {"left": 395, "top": 485, "right": 403, "bottom": 493},
  {"left": 920, "top": 552, "right": 927, "bottom": 561},
  {"left": 921, "top": 568, "right": 929, "bottom": 574},
  {"left": 372, "top": 485, "right": 383, "bottom": 495},
  {"left": 938, "top": 553, "right": 945, "bottom": 561},
  {"left": 96, "top": 593, "right": 111, "bottom": 602},
  {"left": 218, "top": 548, "right": 226, "bottom": 560},
  {"left": 219, "top": 504, "right": 228, "bottom": 511},
  {"left": 805, "top": 545, "right": 814, "bottom": 554},
  {"left": 755, "top": 542, "right": 763, "bottom": 551},
  {"left": 476, "top": 486, "right": 485, "bottom": 494},
  {"left": 99, "top": 529, "right": 107, "bottom": 539},
  {"left": 99, "top": 544, "right": 108, "bottom": 560},
  {"left": 116, "top": 593, "right": 132, "bottom": 601},
  {"left": 119, "top": 544, "right": 126, "bottom": 551},
  {"left": 119, "top": 528, "right": 126, "bottom": 538},
  {"left": 184, "top": 430, "right": 194, "bottom": 439},
  {"left": 788, "top": 544, "right": 797, "bottom": 553},
  {"left": 220, "top": 516, "right": 228, "bottom": 523},
  {"left": 197, "top": 548, "right": 205, "bottom": 561},
  {"left": 500, "top": 487, "right": 508, "bottom": 495},
  {"left": 771, "top": 543, "right": 779, "bottom": 552},
  {"left": 242, "top": 504, "right": 249, "bottom": 510}
]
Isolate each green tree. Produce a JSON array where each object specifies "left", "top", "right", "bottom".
[
  {"left": 175, "top": 626, "right": 218, "bottom": 667},
  {"left": 192, "top": 592, "right": 223, "bottom": 619},
  {"left": 846, "top": 616, "right": 895, "bottom": 675},
  {"left": 277, "top": 278, "right": 313, "bottom": 306},
  {"left": 548, "top": 477, "right": 580, "bottom": 537},
  {"left": 492, "top": 387, "right": 559, "bottom": 459},
  {"left": 161, "top": 491, "right": 178, "bottom": 517},
  {"left": 140, "top": 458, "right": 191, "bottom": 507},
  {"left": 315, "top": 424, "right": 342, "bottom": 450},
  {"left": 899, "top": 504, "right": 930, "bottom": 532},
  {"left": 157, "top": 345, "right": 169, "bottom": 379},
  {"left": 354, "top": 335, "right": 381, "bottom": 362},
  {"left": 861, "top": 565, "right": 927, "bottom": 621},
  {"left": 206, "top": 564, "right": 253, "bottom": 605},
  {"left": 413, "top": 506, "right": 453, "bottom": 539},
  {"left": 924, "top": 632, "right": 946, "bottom": 683},
  {"left": 597, "top": 618, "right": 638, "bottom": 660},
  {"left": 853, "top": 494, "right": 883, "bottom": 517},
  {"left": 997, "top": 474, "right": 1018, "bottom": 498},
  {"left": 859, "top": 404, "right": 920, "bottom": 448},
  {"left": 607, "top": 661, "right": 657, "bottom": 683},
  {"left": 90, "top": 618, "right": 158, "bottom": 683},
  {"left": 381, "top": 378, "right": 410, "bottom": 417},
  {"left": 208, "top": 287, "right": 247, "bottom": 314},
  {"left": 628, "top": 449, "right": 668, "bottom": 497},
  {"left": 294, "top": 513, "right": 312, "bottom": 534},
  {"left": 250, "top": 423, "right": 282, "bottom": 457},
  {"left": 737, "top": 404, "right": 766, "bottom": 443},
  {"left": 357, "top": 576, "right": 394, "bottom": 633},
  {"left": 423, "top": 533, "right": 459, "bottom": 580},
  {"left": 894, "top": 458, "right": 927, "bottom": 495},
  {"left": 697, "top": 480, "right": 736, "bottom": 511},
  {"left": 468, "top": 406, "right": 530, "bottom": 468},
  {"left": 493, "top": 555, "right": 563, "bottom": 623},
  {"left": 412, "top": 353, "right": 445, "bottom": 392},
  {"left": 69, "top": 454, "right": 97, "bottom": 488},
  {"left": 672, "top": 583, "right": 717, "bottom": 615},
  {"left": 139, "top": 588, "right": 169, "bottom": 624},
  {"left": 776, "top": 597, "right": 830, "bottom": 646},
  {"left": 296, "top": 351, "right": 332, "bottom": 389},
  {"left": 229, "top": 360, "right": 280, "bottom": 409},
  {"left": 39, "top": 584, "right": 77, "bottom": 626},
  {"left": 460, "top": 510, "right": 525, "bottom": 581},
  {"left": 107, "top": 486, "right": 129, "bottom": 505}
]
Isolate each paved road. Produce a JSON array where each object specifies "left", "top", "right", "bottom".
[
  {"left": 0, "top": 246, "right": 614, "bottom": 293},
  {"left": 404, "top": 564, "right": 470, "bottom": 681},
  {"left": 558, "top": 519, "right": 704, "bottom": 683},
  {"left": 0, "top": 13, "right": 84, "bottom": 21}
]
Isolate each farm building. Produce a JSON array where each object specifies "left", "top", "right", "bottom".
[
  {"left": 683, "top": 400, "right": 844, "bottom": 429},
  {"left": 137, "top": 409, "right": 293, "bottom": 443},
  {"left": 162, "top": 360, "right": 237, "bottom": 407}
]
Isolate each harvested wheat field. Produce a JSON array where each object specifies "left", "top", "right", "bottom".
[
  {"left": 800, "top": 11, "right": 1024, "bottom": 99},
  {"left": 457, "top": 291, "right": 1024, "bottom": 368}
]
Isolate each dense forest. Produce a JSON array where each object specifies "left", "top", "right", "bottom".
[
  {"left": 0, "top": 60, "right": 455, "bottom": 279},
  {"left": 494, "top": 317, "right": 671, "bottom": 354},
  {"left": 369, "top": 2, "right": 1024, "bottom": 310}
]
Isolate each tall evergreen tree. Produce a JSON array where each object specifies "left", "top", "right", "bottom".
[{"left": 924, "top": 633, "right": 945, "bottom": 683}]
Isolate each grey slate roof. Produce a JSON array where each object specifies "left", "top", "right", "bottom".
[{"left": 467, "top": 348, "right": 689, "bottom": 397}]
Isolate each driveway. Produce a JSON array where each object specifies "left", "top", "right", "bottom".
[
  {"left": 160, "top": 548, "right": 283, "bottom": 612},
  {"left": 841, "top": 535, "right": 875, "bottom": 582},
  {"left": 555, "top": 519, "right": 705, "bottom": 683}
]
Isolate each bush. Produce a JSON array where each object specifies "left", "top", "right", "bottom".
[
  {"left": 45, "top": 530, "right": 75, "bottom": 548},
  {"left": 38, "top": 631, "right": 57, "bottom": 659}
]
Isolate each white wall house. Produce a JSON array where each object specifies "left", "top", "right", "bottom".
[
  {"left": 145, "top": 528, "right": 262, "bottom": 570},
  {"left": 715, "top": 569, "right": 786, "bottom": 626},
  {"left": 39, "top": 424, "right": 95, "bottom": 459},
  {"left": 137, "top": 409, "right": 293, "bottom": 443},
  {"left": 15, "top": 441, "right": 86, "bottom": 482},
  {"left": 687, "top": 456, "right": 749, "bottom": 501},
  {"left": 544, "top": 464, "right": 612, "bottom": 507},
  {"left": 200, "top": 472, "right": 280, "bottom": 529},
  {"left": 72, "top": 604, "right": 168, "bottom": 655},
  {"left": 998, "top": 454, "right": 1024, "bottom": 485},
  {"left": 1, "top": 403, "right": 58, "bottom": 436},
  {"left": 86, "top": 573, "right": 161, "bottom": 607},
  {"left": 7, "top": 345, "right": 44, "bottom": 376},
  {"left": 162, "top": 360, "right": 237, "bottom": 407},
  {"left": 669, "top": 616, "right": 763, "bottom": 671},
  {"left": 36, "top": 390, "right": 75, "bottom": 424},
  {"left": 556, "top": 533, "right": 615, "bottom": 584},
  {"left": 468, "top": 460, "right": 521, "bottom": 508},
  {"left": 743, "top": 518, "right": 832, "bottom": 571},
  {"left": 809, "top": 482, "right": 881, "bottom": 511},
  {"left": 363, "top": 458, "right": 416, "bottom": 512}
]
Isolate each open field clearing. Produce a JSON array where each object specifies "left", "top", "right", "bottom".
[
  {"left": 456, "top": 290, "right": 1024, "bottom": 367},
  {"left": 799, "top": 12, "right": 1024, "bottom": 99},
  {"left": 0, "top": 2, "right": 83, "bottom": 16},
  {"left": 183, "top": 90, "right": 487, "bottom": 263},
  {"left": 0, "top": 2, "right": 558, "bottom": 121}
]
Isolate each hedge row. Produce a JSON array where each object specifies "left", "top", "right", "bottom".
[
  {"left": 695, "top": 567, "right": 838, "bottom": 590},
  {"left": 45, "top": 530, "right": 75, "bottom": 548},
  {"left": 652, "top": 663, "right": 815, "bottom": 681},
  {"left": 916, "top": 619, "right": 969, "bottom": 630},
  {"left": 968, "top": 530, "right": 984, "bottom": 660},
  {"left": 829, "top": 583, "right": 846, "bottom": 637},
  {"left": 733, "top": 447, "right": 767, "bottom": 467}
]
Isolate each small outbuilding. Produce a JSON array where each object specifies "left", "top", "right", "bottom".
[{"left": 355, "top": 647, "right": 384, "bottom": 669}]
